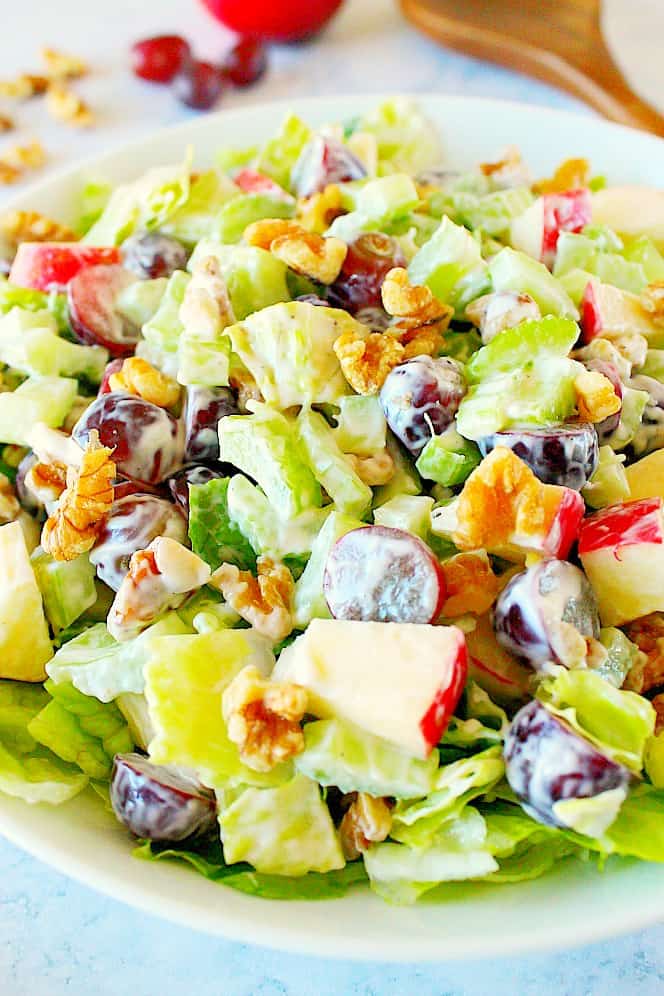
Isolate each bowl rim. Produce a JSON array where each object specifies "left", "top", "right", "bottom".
[{"left": 1, "top": 92, "right": 663, "bottom": 961}]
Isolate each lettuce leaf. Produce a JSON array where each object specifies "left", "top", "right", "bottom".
[
  {"left": 138, "top": 270, "right": 190, "bottom": 377},
  {"left": 358, "top": 98, "right": 442, "bottom": 175},
  {"left": 409, "top": 217, "right": 487, "bottom": 308},
  {"left": 214, "top": 192, "right": 295, "bottom": 244},
  {"left": 188, "top": 242, "right": 289, "bottom": 321},
  {"left": 162, "top": 169, "right": 239, "bottom": 245},
  {"left": 188, "top": 477, "right": 257, "bottom": 572},
  {"left": 226, "top": 474, "right": 331, "bottom": 561},
  {"left": 27, "top": 680, "right": 133, "bottom": 781},
  {"left": 0, "top": 680, "right": 88, "bottom": 804},
  {"left": 296, "top": 407, "right": 372, "bottom": 519},
  {"left": 255, "top": 114, "right": 312, "bottom": 191},
  {"left": 537, "top": 668, "right": 655, "bottom": 772},
  {"left": 134, "top": 836, "right": 366, "bottom": 900}
]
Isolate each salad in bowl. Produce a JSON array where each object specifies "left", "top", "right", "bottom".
[{"left": 0, "top": 98, "right": 664, "bottom": 907}]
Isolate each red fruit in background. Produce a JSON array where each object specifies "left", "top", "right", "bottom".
[
  {"left": 131, "top": 35, "right": 191, "bottom": 84},
  {"left": 172, "top": 60, "right": 225, "bottom": 110},
  {"left": 201, "top": 0, "right": 344, "bottom": 42},
  {"left": 9, "top": 243, "right": 121, "bottom": 292},
  {"left": 221, "top": 37, "right": 267, "bottom": 86}
]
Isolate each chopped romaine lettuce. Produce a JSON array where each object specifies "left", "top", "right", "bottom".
[
  {"left": 225, "top": 301, "right": 367, "bottom": 409},
  {"left": 297, "top": 407, "right": 372, "bottom": 519},
  {"left": 139, "top": 270, "right": 190, "bottom": 377},
  {"left": 226, "top": 474, "right": 331, "bottom": 560},
  {"left": 327, "top": 174, "right": 419, "bottom": 243},
  {"left": 188, "top": 242, "right": 289, "bottom": 320},
  {"left": 489, "top": 247, "right": 579, "bottom": 318},
  {"left": 334, "top": 394, "right": 387, "bottom": 456},
  {"left": 256, "top": 114, "right": 313, "bottom": 190},
  {"left": 408, "top": 217, "right": 487, "bottom": 308},
  {"left": 214, "top": 192, "right": 295, "bottom": 244},
  {"left": 116, "top": 278, "right": 167, "bottom": 328},
  {"left": 0, "top": 307, "right": 108, "bottom": 382},
  {"left": 358, "top": 98, "right": 442, "bottom": 175},
  {"left": 219, "top": 774, "right": 345, "bottom": 876},
  {"left": 0, "top": 375, "right": 78, "bottom": 446},
  {"left": 188, "top": 477, "right": 257, "bottom": 572},
  {"left": 293, "top": 510, "right": 365, "bottom": 628},
  {"left": 162, "top": 169, "right": 239, "bottom": 245}
]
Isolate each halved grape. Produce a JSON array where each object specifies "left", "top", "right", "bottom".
[
  {"left": 504, "top": 700, "right": 630, "bottom": 827},
  {"left": 68, "top": 264, "right": 141, "bottom": 357},
  {"left": 121, "top": 231, "right": 188, "bottom": 280},
  {"left": 323, "top": 525, "right": 446, "bottom": 624},
  {"left": 477, "top": 422, "right": 599, "bottom": 490},
  {"left": 493, "top": 559, "right": 600, "bottom": 670},
  {"left": 293, "top": 135, "right": 366, "bottom": 199},
  {"left": 110, "top": 753, "right": 216, "bottom": 841},
  {"left": 184, "top": 386, "right": 239, "bottom": 463},
  {"left": 380, "top": 355, "right": 466, "bottom": 456},
  {"left": 73, "top": 392, "right": 183, "bottom": 485},
  {"left": 327, "top": 233, "right": 405, "bottom": 314},
  {"left": 91, "top": 494, "right": 186, "bottom": 590}
]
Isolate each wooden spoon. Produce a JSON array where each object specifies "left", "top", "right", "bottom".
[{"left": 399, "top": 0, "right": 664, "bottom": 137}]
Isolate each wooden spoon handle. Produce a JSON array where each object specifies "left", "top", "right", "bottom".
[{"left": 400, "top": 0, "right": 664, "bottom": 137}]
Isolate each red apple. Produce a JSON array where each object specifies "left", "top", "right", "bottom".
[
  {"left": 510, "top": 189, "right": 591, "bottom": 268},
  {"left": 201, "top": 0, "right": 345, "bottom": 42},
  {"left": 580, "top": 277, "right": 659, "bottom": 344},
  {"left": 465, "top": 613, "right": 533, "bottom": 706},
  {"left": 232, "top": 168, "right": 291, "bottom": 200},
  {"left": 579, "top": 497, "right": 664, "bottom": 625},
  {"left": 9, "top": 243, "right": 121, "bottom": 292}
]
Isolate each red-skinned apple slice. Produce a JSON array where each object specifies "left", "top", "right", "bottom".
[
  {"left": 465, "top": 613, "right": 533, "bottom": 706},
  {"left": 9, "top": 243, "right": 121, "bottom": 291},
  {"left": 510, "top": 190, "right": 591, "bottom": 267},
  {"left": 232, "top": 168, "right": 292, "bottom": 200},
  {"left": 543, "top": 486, "right": 585, "bottom": 558},
  {"left": 274, "top": 619, "right": 468, "bottom": 758},
  {"left": 579, "top": 496, "right": 664, "bottom": 625},
  {"left": 580, "top": 277, "right": 659, "bottom": 344}
]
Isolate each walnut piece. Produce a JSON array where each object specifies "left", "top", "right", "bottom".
[
  {"left": 210, "top": 556, "right": 295, "bottom": 642},
  {"left": 381, "top": 267, "right": 450, "bottom": 325},
  {"left": 0, "top": 114, "right": 14, "bottom": 133},
  {"left": 392, "top": 320, "right": 447, "bottom": 360},
  {"left": 346, "top": 449, "right": 395, "bottom": 486},
  {"left": 339, "top": 793, "right": 393, "bottom": 859},
  {"left": 0, "top": 474, "right": 20, "bottom": 524},
  {"left": 222, "top": 664, "right": 308, "bottom": 772},
  {"left": 0, "top": 74, "right": 49, "bottom": 100},
  {"left": 453, "top": 447, "right": 564, "bottom": 555},
  {"left": 652, "top": 694, "right": 664, "bottom": 736},
  {"left": 623, "top": 613, "right": 664, "bottom": 694},
  {"left": 108, "top": 537, "right": 211, "bottom": 642},
  {"left": 179, "top": 254, "right": 235, "bottom": 334},
  {"left": 296, "top": 183, "right": 344, "bottom": 234},
  {"left": 24, "top": 460, "right": 67, "bottom": 506},
  {"left": 334, "top": 330, "right": 404, "bottom": 395},
  {"left": 479, "top": 146, "right": 530, "bottom": 189},
  {"left": 244, "top": 218, "right": 347, "bottom": 284},
  {"left": 0, "top": 210, "right": 77, "bottom": 254},
  {"left": 109, "top": 357, "right": 180, "bottom": 408},
  {"left": 46, "top": 82, "right": 93, "bottom": 127},
  {"left": 534, "top": 157, "right": 590, "bottom": 195},
  {"left": 41, "top": 430, "right": 115, "bottom": 560},
  {"left": 574, "top": 370, "right": 622, "bottom": 423},
  {"left": 642, "top": 282, "right": 664, "bottom": 325},
  {"left": 0, "top": 163, "right": 20, "bottom": 186},
  {"left": 41, "top": 47, "right": 88, "bottom": 80},
  {"left": 441, "top": 551, "right": 500, "bottom": 618}
]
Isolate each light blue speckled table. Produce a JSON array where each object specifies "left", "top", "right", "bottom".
[{"left": 2, "top": 1, "right": 664, "bottom": 991}]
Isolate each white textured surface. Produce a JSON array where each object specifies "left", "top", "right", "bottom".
[{"left": 1, "top": 0, "right": 663, "bottom": 990}]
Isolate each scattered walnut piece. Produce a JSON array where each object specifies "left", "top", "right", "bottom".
[
  {"left": 441, "top": 551, "right": 500, "bottom": 618},
  {"left": 339, "top": 793, "right": 393, "bottom": 859},
  {"left": 334, "top": 330, "right": 404, "bottom": 395},
  {"left": 46, "top": 82, "right": 93, "bottom": 127},
  {"left": 623, "top": 613, "right": 664, "bottom": 694},
  {"left": 0, "top": 74, "right": 49, "bottom": 100},
  {"left": 381, "top": 267, "right": 451, "bottom": 325},
  {"left": 210, "top": 555, "right": 295, "bottom": 642},
  {"left": 574, "top": 370, "right": 621, "bottom": 423},
  {"left": 652, "top": 694, "right": 664, "bottom": 736},
  {"left": 41, "top": 47, "right": 88, "bottom": 81},
  {"left": 642, "top": 282, "right": 664, "bottom": 325},
  {"left": 479, "top": 146, "right": 530, "bottom": 189},
  {"left": 452, "top": 447, "right": 564, "bottom": 555},
  {"left": 346, "top": 449, "right": 395, "bottom": 486},
  {"left": 41, "top": 430, "right": 115, "bottom": 561},
  {"left": 0, "top": 114, "right": 14, "bottom": 133},
  {"left": 296, "top": 184, "right": 344, "bottom": 234},
  {"left": 0, "top": 473, "right": 20, "bottom": 524},
  {"left": 244, "top": 217, "right": 347, "bottom": 284},
  {"left": 392, "top": 319, "right": 448, "bottom": 360},
  {"left": 0, "top": 162, "right": 20, "bottom": 186},
  {"left": 24, "top": 460, "right": 67, "bottom": 506},
  {"left": 534, "top": 157, "right": 590, "bottom": 195},
  {"left": 109, "top": 357, "right": 180, "bottom": 408},
  {"left": 1, "top": 141, "right": 47, "bottom": 171},
  {"left": 222, "top": 664, "right": 308, "bottom": 772},
  {"left": 0, "top": 210, "right": 77, "bottom": 253}
]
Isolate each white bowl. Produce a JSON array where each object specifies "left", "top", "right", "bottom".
[{"left": 1, "top": 95, "right": 663, "bottom": 961}]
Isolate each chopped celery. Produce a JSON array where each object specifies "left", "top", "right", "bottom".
[
  {"left": 409, "top": 217, "right": 487, "bottom": 307},
  {"left": 373, "top": 495, "right": 434, "bottom": 539},
  {"left": 256, "top": 114, "right": 313, "bottom": 190},
  {"left": 116, "top": 278, "right": 167, "bottom": 328},
  {"left": 602, "top": 386, "right": 649, "bottom": 451},
  {"left": 219, "top": 406, "right": 322, "bottom": 521},
  {"left": 293, "top": 511, "right": 365, "bottom": 628},
  {"left": 334, "top": 395, "right": 387, "bottom": 456},
  {"left": 489, "top": 247, "right": 579, "bottom": 318},
  {"left": 140, "top": 270, "right": 190, "bottom": 377},
  {"left": 31, "top": 549, "right": 97, "bottom": 632},
  {"left": 466, "top": 316, "right": 580, "bottom": 383},
  {"left": 214, "top": 192, "right": 295, "bottom": 244},
  {"left": 0, "top": 376, "right": 78, "bottom": 445},
  {"left": 296, "top": 407, "right": 372, "bottom": 519},
  {"left": 162, "top": 169, "right": 239, "bottom": 245},
  {"left": 415, "top": 430, "right": 481, "bottom": 486},
  {"left": 187, "top": 242, "right": 289, "bottom": 320},
  {"left": 327, "top": 174, "right": 419, "bottom": 243},
  {"left": 0, "top": 308, "right": 107, "bottom": 382},
  {"left": 623, "top": 237, "right": 664, "bottom": 283},
  {"left": 581, "top": 446, "right": 630, "bottom": 509},
  {"left": 372, "top": 433, "right": 423, "bottom": 506}
]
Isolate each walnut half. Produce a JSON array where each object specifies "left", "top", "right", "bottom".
[{"left": 339, "top": 793, "right": 393, "bottom": 859}]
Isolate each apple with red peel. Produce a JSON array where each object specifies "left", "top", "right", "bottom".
[
  {"left": 110, "top": 752, "right": 216, "bottom": 841},
  {"left": 578, "top": 496, "right": 664, "bottom": 626},
  {"left": 274, "top": 619, "right": 467, "bottom": 758},
  {"left": 200, "top": 0, "right": 345, "bottom": 41},
  {"left": 510, "top": 190, "right": 592, "bottom": 267},
  {"left": 505, "top": 700, "right": 631, "bottom": 828},
  {"left": 465, "top": 613, "right": 533, "bottom": 706},
  {"left": 292, "top": 135, "right": 366, "bottom": 199},
  {"left": 541, "top": 486, "right": 585, "bottom": 559},
  {"left": 232, "top": 168, "right": 291, "bottom": 199},
  {"left": 580, "top": 277, "right": 659, "bottom": 344},
  {"left": 9, "top": 243, "right": 121, "bottom": 291}
]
